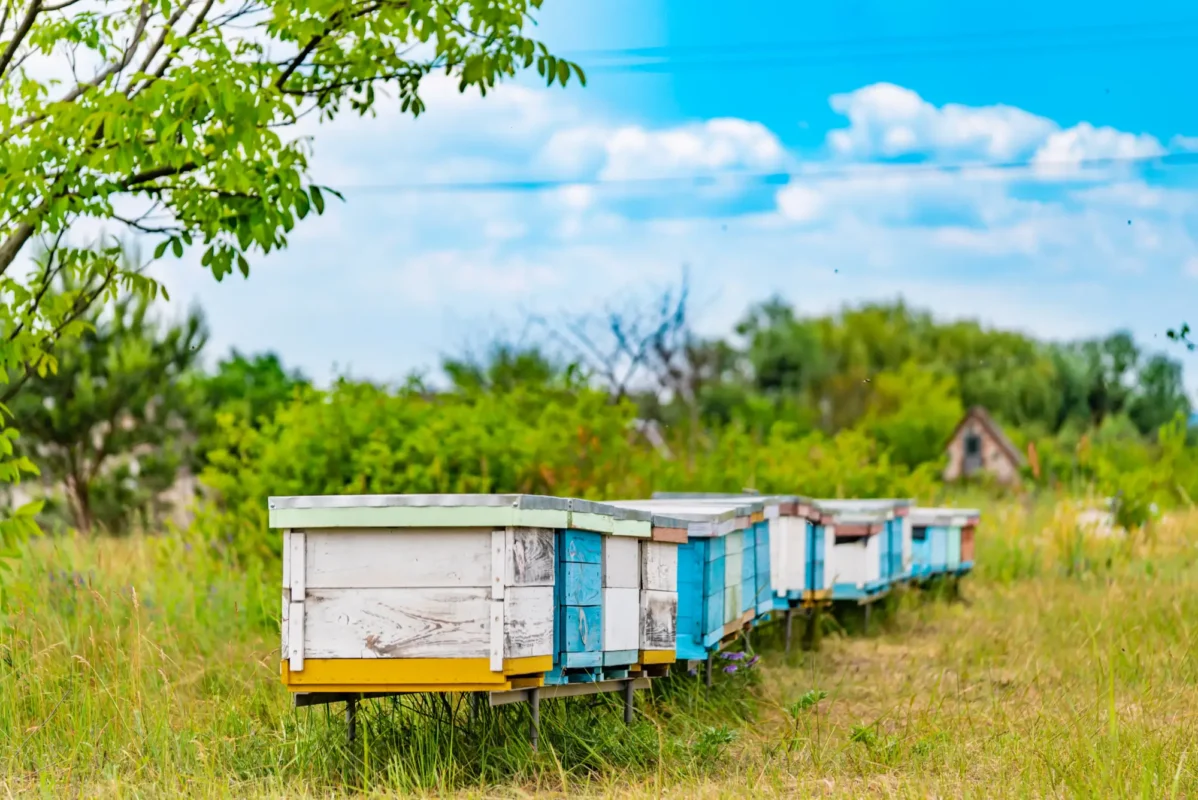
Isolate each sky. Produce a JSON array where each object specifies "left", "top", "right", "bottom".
[{"left": 158, "top": 0, "right": 1198, "bottom": 391}]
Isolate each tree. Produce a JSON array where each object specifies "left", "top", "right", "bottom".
[
  {"left": 443, "top": 343, "right": 568, "bottom": 393},
  {"left": 12, "top": 270, "right": 207, "bottom": 534},
  {"left": 1127, "top": 354, "right": 1190, "bottom": 436},
  {"left": 0, "top": 0, "right": 580, "bottom": 550},
  {"left": 200, "top": 350, "right": 309, "bottom": 426}
]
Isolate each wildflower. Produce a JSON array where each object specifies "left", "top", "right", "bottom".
[
  {"left": 723, "top": 665, "right": 738, "bottom": 674},
  {"left": 688, "top": 668, "right": 698, "bottom": 677},
  {"left": 721, "top": 651, "right": 744, "bottom": 661},
  {"left": 745, "top": 655, "right": 760, "bottom": 669}
]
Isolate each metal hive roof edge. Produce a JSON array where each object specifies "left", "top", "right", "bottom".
[
  {"left": 268, "top": 493, "right": 572, "bottom": 511},
  {"left": 652, "top": 491, "right": 815, "bottom": 509}
]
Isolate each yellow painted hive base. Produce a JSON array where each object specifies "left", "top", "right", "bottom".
[
  {"left": 638, "top": 649, "right": 676, "bottom": 665},
  {"left": 281, "top": 655, "right": 552, "bottom": 694}
]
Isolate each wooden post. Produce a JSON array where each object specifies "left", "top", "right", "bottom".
[
  {"left": 705, "top": 653, "right": 714, "bottom": 689},
  {"left": 863, "top": 601, "right": 871, "bottom": 635},
  {"left": 528, "top": 688, "right": 540, "bottom": 752},
  {"left": 784, "top": 608, "right": 794, "bottom": 655},
  {"left": 346, "top": 695, "right": 358, "bottom": 745},
  {"left": 623, "top": 679, "right": 635, "bottom": 725}
]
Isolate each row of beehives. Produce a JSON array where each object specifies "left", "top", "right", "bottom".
[{"left": 272, "top": 492, "right": 979, "bottom": 696}]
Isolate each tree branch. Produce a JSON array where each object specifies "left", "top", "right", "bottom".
[{"left": 0, "top": 0, "right": 41, "bottom": 81}]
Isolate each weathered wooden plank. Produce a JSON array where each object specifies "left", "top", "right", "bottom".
[
  {"left": 289, "top": 532, "right": 306, "bottom": 601},
  {"left": 506, "top": 528, "right": 555, "bottom": 586},
  {"left": 287, "top": 601, "right": 305, "bottom": 671},
  {"left": 302, "top": 588, "right": 491, "bottom": 659},
  {"left": 282, "top": 530, "right": 291, "bottom": 590},
  {"left": 490, "top": 600, "right": 504, "bottom": 671},
  {"left": 724, "top": 550, "right": 743, "bottom": 589},
  {"left": 602, "top": 587, "right": 640, "bottom": 651},
  {"left": 640, "top": 541, "right": 678, "bottom": 591},
  {"left": 504, "top": 586, "right": 554, "bottom": 659},
  {"left": 561, "top": 562, "right": 602, "bottom": 606},
  {"left": 281, "top": 593, "right": 290, "bottom": 653},
  {"left": 491, "top": 531, "right": 506, "bottom": 601},
  {"left": 603, "top": 537, "right": 640, "bottom": 589},
  {"left": 651, "top": 526, "right": 689, "bottom": 543},
  {"left": 304, "top": 529, "right": 491, "bottom": 589},
  {"left": 561, "top": 530, "right": 602, "bottom": 564},
  {"left": 640, "top": 589, "right": 677, "bottom": 650},
  {"left": 562, "top": 605, "right": 602, "bottom": 652}
]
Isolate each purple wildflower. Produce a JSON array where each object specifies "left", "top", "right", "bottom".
[
  {"left": 745, "top": 655, "right": 760, "bottom": 668},
  {"left": 723, "top": 665, "right": 738, "bottom": 674},
  {"left": 688, "top": 668, "right": 698, "bottom": 677},
  {"left": 721, "top": 652, "right": 744, "bottom": 661}
]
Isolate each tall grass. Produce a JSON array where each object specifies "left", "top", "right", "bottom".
[{"left": 2, "top": 499, "right": 1197, "bottom": 797}]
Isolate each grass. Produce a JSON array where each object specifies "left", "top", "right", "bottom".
[{"left": 2, "top": 494, "right": 1197, "bottom": 798}]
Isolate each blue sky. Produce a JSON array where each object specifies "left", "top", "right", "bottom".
[{"left": 161, "top": 0, "right": 1198, "bottom": 392}]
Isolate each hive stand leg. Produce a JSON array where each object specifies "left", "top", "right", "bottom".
[
  {"left": 623, "top": 679, "right": 635, "bottom": 725},
  {"left": 346, "top": 696, "right": 358, "bottom": 746},
  {"left": 784, "top": 608, "right": 794, "bottom": 655},
  {"left": 802, "top": 608, "right": 820, "bottom": 652},
  {"left": 528, "top": 688, "right": 540, "bottom": 752},
  {"left": 863, "top": 601, "right": 872, "bottom": 635},
  {"left": 744, "top": 628, "right": 752, "bottom": 653},
  {"left": 705, "top": 653, "right": 714, "bottom": 689}
]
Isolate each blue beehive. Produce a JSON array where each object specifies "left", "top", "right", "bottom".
[
  {"left": 908, "top": 507, "right": 981, "bottom": 579},
  {"left": 544, "top": 500, "right": 654, "bottom": 685},
  {"left": 609, "top": 499, "right": 756, "bottom": 659}
]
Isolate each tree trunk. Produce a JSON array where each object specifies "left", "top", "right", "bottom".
[{"left": 67, "top": 473, "right": 94, "bottom": 535}]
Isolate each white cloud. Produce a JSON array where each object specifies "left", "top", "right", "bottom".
[
  {"left": 542, "top": 118, "right": 787, "bottom": 180},
  {"left": 149, "top": 74, "right": 1198, "bottom": 396},
  {"left": 1032, "top": 122, "right": 1164, "bottom": 178},
  {"left": 826, "top": 82, "right": 1057, "bottom": 161}
]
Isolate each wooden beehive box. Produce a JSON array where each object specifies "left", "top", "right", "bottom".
[
  {"left": 814, "top": 502, "right": 891, "bottom": 602},
  {"left": 909, "top": 507, "right": 981, "bottom": 577},
  {"left": 816, "top": 499, "right": 912, "bottom": 581},
  {"left": 609, "top": 499, "right": 751, "bottom": 657},
  {"left": 653, "top": 492, "right": 799, "bottom": 614},
  {"left": 642, "top": 496, "right": 763, "bottom": 625},
  {"left": 546, "top": 500, "right": 652, "bottom": 684},
  {"left": 270, "top": 493, "right": 566, "bottom": 694}
]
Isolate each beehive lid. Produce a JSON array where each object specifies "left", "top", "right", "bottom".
[
  {"left": 268, "top": 493, "right": 577, "bottom": 530},
  {"left": 909, "top": 507, "right": 981, "bottom": 527},
  {"left": 652, "top": 491, "right": 814, "bottom": 518},
  {"left": 815, "top": 498, "right": 913, "bottom": 517},
  {"left": 605, "top": 499, "right": 751, "bottom": 537}
]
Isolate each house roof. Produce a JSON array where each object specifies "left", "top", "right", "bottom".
[{"left": 946, "top": 406, "right": 1025, "bottom": 467}]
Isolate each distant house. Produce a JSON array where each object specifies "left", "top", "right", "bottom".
[{"left": 943, "top": 406, "right": 1025, "bottom": 485}]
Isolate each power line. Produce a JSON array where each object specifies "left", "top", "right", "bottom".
[
  {"left": 565, "top": 18, "right": 1198, "bottom": 62},
  {"left": 580, "top": 31, "right": 1198, "bottom": 74},
  {"left": 337, "top": 151, "right": 1198, "bottom": 195}
]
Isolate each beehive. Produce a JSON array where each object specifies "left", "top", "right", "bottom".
[
  {"left": 609, "top": 499, "right": 754, "bottom": 658},
  {"left": 546, "top": 501, "right": 650, "bottom": 684},
  {"left": 652, "top": 492, "right": 807, "bottom": 613},
  {"left": 909, "top": 507, "right": 981, "bottom": 578},
  {"left": 270, "top": 494, "right": 566, "bottom": 694},
  {"left": 815, "top": 499, "right": 911, "bottom": 581},
  {"left": 814, "top": 502, "right": 893, "bottom": 602}
]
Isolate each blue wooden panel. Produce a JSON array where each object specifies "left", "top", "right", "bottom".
[
  {"left": 561, "top": 562, "right": 602, "bottom": 606},
  {"left": 930, "top": 526, "right": 949, "bottom": 570},
  {"left": 676, "top": 637, "right": 706, "bottom": 661},
  {"left": 755, "top": 522, "right": 771, "bottom": 609},
  {"left": 560, "top": 529, "right": 602, "bottom": 564},
  {"left": 562, "top": 605, "right": 602, "bottom": 652},
  {"left": 704, "top": 556, "right": 723, "bottom": 588},
  {"left": 911, "top": 526, "right": 932, "bottom": 576},
  {"left": 703, "top": 587, "right": 724, "bottom": 636},
  {"left": 813, "top": 525, "right": 825, "bottom": 591},
  {"left": 603, "top": 649, "right": 638, "bottom": 666},
  {"left": 561, "top": 651, "right": 602, "bottom": 669},
  {"left": 705, "top": 536, "right": 725, "bottom": 562},
  {"left": 675, "top": 539, "right": 705, "bottom": 656}
]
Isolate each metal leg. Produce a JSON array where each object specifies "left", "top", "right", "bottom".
[
  {"left": 784, "top": 608, "right": 794, "bottom": 655},
  {"left": 347, "top": 696, "right": 358, "bottom": 745},
  {"left": 623, "top": 679, "right": 634, "bottom": 725},
  {"left": 528, "top": 688, "right": 540, "bottom": 752},
  {"left": 705, "top": 653, "right": 714, "bottom": 689}
]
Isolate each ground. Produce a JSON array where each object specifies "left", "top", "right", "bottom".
[{"left": 2, "top": 499, "right": 1195, "bottom": 797}]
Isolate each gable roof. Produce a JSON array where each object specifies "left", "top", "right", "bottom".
[{"left": 946, "top": 406, "right": 1025, "bottom": 467}]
